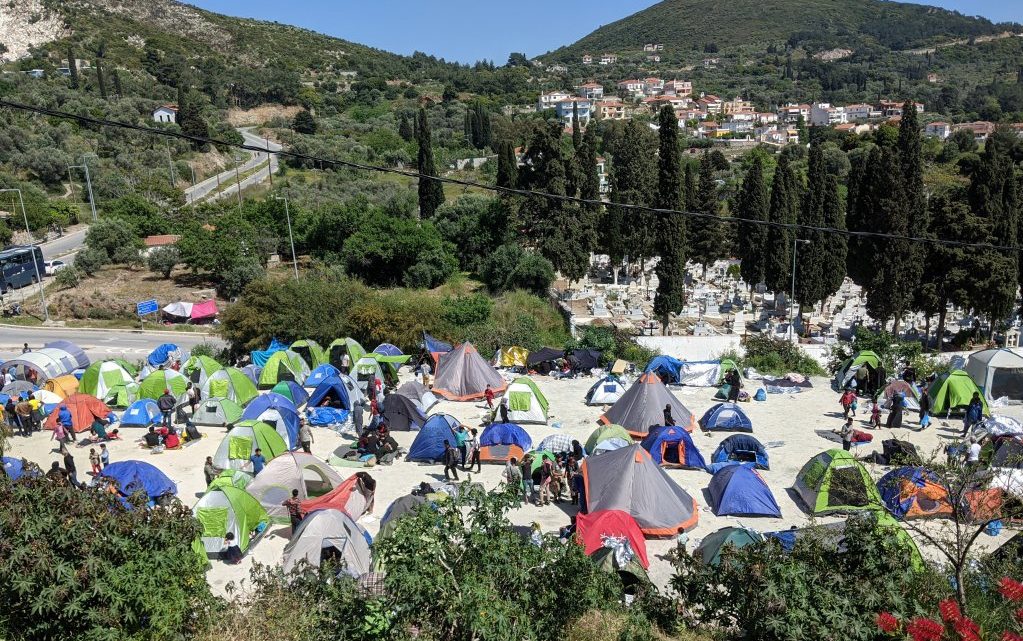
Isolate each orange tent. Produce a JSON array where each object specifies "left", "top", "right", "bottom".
[
  {"left": 299, "top": 473, "right": 375, "bottom": 519},
  {"left": 44, "top": 393, "right": 111, "bottom": 433},
  {"left": 44, "top": 375, "right": 80, "bottom": 399}
]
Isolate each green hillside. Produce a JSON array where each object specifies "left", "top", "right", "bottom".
[{"left": 551, "top": 0, "right": 1016, "bottom": 57}]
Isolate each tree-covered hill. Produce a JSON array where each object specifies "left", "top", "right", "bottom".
[{"left": 549, "top": 0, "right": 1018, "bottom": 58}]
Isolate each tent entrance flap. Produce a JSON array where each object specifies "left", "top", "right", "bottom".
[{"left": 992, "top": 368, "right": 1023, "bottom": 401}]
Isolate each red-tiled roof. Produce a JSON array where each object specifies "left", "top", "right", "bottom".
[{"left": 144, "top": 234, "right": 181, "bottom": 247}]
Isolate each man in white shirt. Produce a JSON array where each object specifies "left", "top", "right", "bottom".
[{"left": 967, "top": 439, "right": 981, "bottom": 466}]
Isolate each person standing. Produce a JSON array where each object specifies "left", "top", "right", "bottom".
[
  {"left": 442, "top": 440, "right": 460, "bottom": 481},
  {"left": 99, "top": 443, "right": 110, "bottom": 469},
  {"left": 21, "top": 343, "right": 31, "bottom": 354},
  {"left": 663, "top": 404, "right": 674, "bottom": 426},
  {"left": 157, "top": 389, "right": 176, "bottom": 429},
  {"left": 841, "top": 417, "right": 854, "bottom": 452},
  {"left": 186, "top": 383, "right": 199, "bottom": 416},
  {"left": 504, "top": 457, "right": 523, "bottom": 505},
  {"left": 538, "top": 456, "right": 554, "bottom": 506},
  {"left": 204, "top": 456, "right": 221, "bottom": 485},
  {"left": 12, "top": 396, "right": 30, "bottom": 437},
  {"left": 27, "top": 395, "right": 42, "bottom": 434},
  {"left": 352, "top": 398, "right": 364, "bottom": 434},
  {"left": 499, "top": 401, "right": 509, "bottom": 424},
  {"left": 919, "top": 385, "right": 931, "bottom": 426},
  {"left": 455, "top": 425, "right": 468, "bottom": 467},
  {"left": 62, "top": 447, "right": 81, "bottom": 488},
  {"left": 299, "top": 419, "right": 313, "bottom": 454},
  {"left": 249, "top": 448, "right": 266, "bottom": 475},
  {"left": 886, "top": 393, "right": 904, "bottom": 429},
  {"left": 464, "top": 428, "right": 481, "bottom": 473},
  {"left": 484, "top": 384, "right": 495, "bottom": 409},
  {"left": 88, "top": 448, "right": 101, "bottom": 476},
  {"left": 840, "top": 389, "right": 856, "bottom": 420},
  {"left": 4, "top": 396, "right": 17, "bottom": 435},
  {"left": 340, "top": 352, "right": 351, "bottom": 375},
  {"left": 283, "top": 489, "right": 304, "bottom": 532},
  {"left": 520, "top": 454, "right": 535, "bottom": 504},
  {"left": 963, "top": 392, "right": 984, "bottom": 437},
  {"left": 421, "top": 360, "right": 432, "bottom": 387},
  {"left": 726, "top": 369, "right": 741, "bottom": 402}
]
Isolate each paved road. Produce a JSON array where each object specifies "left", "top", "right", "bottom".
[
  {"left": 185, "top": 128, "right": 281, "bottom": 204},
  {"left": 0, "top": 325, "right": 222, "bottom": 362},
  {"left": 3, "top": 228, "right": 89, "bottom": 305}
]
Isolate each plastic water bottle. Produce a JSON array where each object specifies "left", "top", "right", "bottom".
[{"left": 552, "top": 421, "right": 563, "bottom": 429}]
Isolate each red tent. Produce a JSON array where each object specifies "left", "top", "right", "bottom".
[
  {"left": 190, "top": 299, "right": 218, "bottom": 321},
  {"left": 575, "top": 509, "right": 650, "bottom": 569},
  {"left": 44, "top": 393, "right": 111, "bottom": 433},
  {"left": 299, "top": 474, "right": 374, "bottom": 519}
]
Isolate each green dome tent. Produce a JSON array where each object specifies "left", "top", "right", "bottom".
[
  {"left": 212, "top": 420, "right": 288, "bottom": 472},
  {"left": 106, "top": 381, "right": 141, "bottom": 408},
  {"left": 834, "top": 350, "right": 882, "bottom": 389},
  {"left": 695, "top": 526, "right": 765, "bottom": 566},
  {"left": 138, "top": 369, "right": 188, "bottom": 401},
  {"left": 793, "top": 449, "right": 882, "bottom": 515},
  {"left": 192, "top": 397, "right": 244, "bottom": 427},
  {"left": 201, "top": 368, "right": 258, "bottom": 406},
  {"left": 929, "top": 369, "right": 989, "bottom": 416},
  {"left": 290, "top": 339, "right": 328, "bottom": 369},
  {"left": 586, "top": 424, "right": 633, "bottom": 455},
  {"left": 193, "top": 486, "right": 269, "bottom": 557},
  {"left": 257, "top": 350, "right": 311, "bottom": 389},
  {"left": 79, "top": 360, "right": 136, "bottom": 399},
  {"left": 183, "top": 355, "right": 223, "bottom": 387}
]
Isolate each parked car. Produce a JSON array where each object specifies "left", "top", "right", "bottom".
[{"left": 44, "top": 259, "right": 68, "bottom": 276}]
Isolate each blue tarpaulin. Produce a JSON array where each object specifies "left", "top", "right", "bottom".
[
  {"left": 423, "top": 332, "right": 452, "bottom": 354},
  {"left": 306, "top": 407, "right": 350, "bottom": 426},
  {"left": 645, "top": 355, "right": 685, "bottom": 384},
  {"left": 251, "top": 338, "right": 288, "bottom": 367},
  {"left": 2, "top": 457, "right": 25, "bottom": 480},
  {"left": 147, "top": 343, "right": 179, "bottom": 368}
]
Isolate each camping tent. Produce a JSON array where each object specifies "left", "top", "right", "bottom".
[
  {"left": 120, "top": 399, "right": 161, "bottom": 428},
  {"left": 147, "top": 343, "right": 180, "bottom": 368},
  {"left": 408, "top": 414, "right": 459, "bottom": 462},
  {"left": 212, "top": 420, "right": 288, "bottom": 472},
  {"left": 271, "top": 380, "right": 310, "bottom": 407},
  {"left": 537, "top": 433, "right": 575, "bottom": 454},
  {"left": 496, "top": 376, "right": 549, "bottom": 424},
  {"left": 708, "top": 465, "right": 782, "bottom": 517},
  {"left": 929, "top": 370, "right": 988, "bottom": 416},
  {"left": 305, "top": 364, "right": 341, "bottom": 389},
  {"left": 290, "top": 339, "right": 328, "bottom": 369},
  {"left": 258, "top": 350, "right": 311, "bottom": 388},
  {"left": 640, "top": 425, "right": 707, "bottom": 469},
  {"left": 382, "top": 393, "right": 427, "bottom": 431},
  {"left": 694, "top": 527, "right": 765, "bottom": 566},
  {"left": 182, "top": 355, "right": 223, "bottom": 387},
  {"left": 793, "top": 449, "right": 882, "bottom": 515},
  {"left": 104, "top": 382, "right": 140, "bottom": 408},
  {"left": 1, "top": 345, "right": 87, "bottom": 382},
  {"left": 193, "top": 486, "right": 269, "bottom": 557},
  {"left": 644, "top": 355, "right": 685, "bottom": 384},
  {"left": 352, "top": 356, "right": 386, "bottom": 392},
  {"left": 240, "top": 364, "right": 262, "bottom": 385},
  {"left": 43, "top": 375, "right": 79, "bottom": 399},
  {"left": 299, "top": 473, "right": 376, "bottom": 520},
  {"left": 307, "top": 376, "right": 353, "bottom": 411},
  {"left": 575, "top": 509, "right": 650, "bottom": 569},
  {"left": 834, "top": 350, "right": 883, "bottom": 390},
  {"left": 201, "top": 368, "right": 259, "bottom": 406},
  {"left": 881, "top": 380, "right": 922, "bottom": 411},
  {"left": 42, "top": 340, "right": 90, "bottom": 370},
  {"left": 580, "top": 444, "right": 699, "bottom": 535},
  {"left": 699, "top": 402, "right": 753, "bottom": 432},
  {"left": 966, "top": 348, "right": 1023, "bottom": 403},
  {"left": 432, "top": 342, "right": 506, "bottom": 401},
  {"left": 251, "top": 338, "right": 287, "bottom": 367},
  {"left": 479, "top": 422, "right": 532, "bottom": 462},
  {"left": 711, "top": 434, "right": 770, "bottom": 470},
  {"left": 138, "top": 369, "right": 188, "bottom": 401},
  {"left": 992, "top": 439, "right": 1023, "bottom": 469},
  {"left": 569, "top": 349, "right": 602, "bottom": 372},
  {"left": 327, "top": 338, "right": 366, "bottom": 371},
  {"left": 396, "top": 380, "right": 439, "bottom": 413},
  {"left": 99, "top": 460, "right": 176, "bottom": 499},
  {"left": 526, "top": 347, "right": 565, "bottom": 372},
  {"left": 245, "top": 452, "right": 344, "bottom": 522},
  {"left": 78, "top": 360, "right": 135, "bottom": 400},
  {"left": 494, "top": 346, "right": 528, "bottom": 368},
  {"left": 192, "top": 397, "right": 244, "bottom": 427},
  {"left": 423, "top": 332, "right": 452, "bottom": 365},
  {"left": 585, "top": 424, "right": 633, "bottom": 455},
  {"left": 282, "top": 508, "right": 372, "bottom": 577},
  {"left": 585, "top": 375, "right": 626, "bottom": 406},
  {"left": 877, "top": 467, "right": 954, "bottom": 520},
  {"left": 240, "top": 393, "right": 301, "bottom": 448},
  {"left": 600, "top": 372, "right": 696, "bottom": 437},
  {"left": 377, "top": 495, "right": 428, "bottom": 542},
  {"left": 44, "top": 394, "right": 111, "bottom": 433},
  {"left": 374, "top": 343, "right": 403, "bottom": 357}
]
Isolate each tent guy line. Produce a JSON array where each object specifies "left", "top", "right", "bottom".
[{"left": 0, "top": 97, "right": 1017, "bottom": 254}]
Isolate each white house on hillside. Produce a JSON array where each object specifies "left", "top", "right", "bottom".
[{"left": 152, "top": 105, "right": 178, "bottom": 124}]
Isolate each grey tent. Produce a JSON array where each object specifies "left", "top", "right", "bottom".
[
  {"left": 580, "top": 444, "right": 699, "bottom": 535},
  {"left": 396, "top": 380, "right": 439, "bottom": 413},
  {"left": 282, "top": 508, "right": 372, "bottom": 577},
  {"left": 993, "top": 438, "right": 1023, "bottom": 469},
  {"left": 599, "top": 372, "right": 696, "bottom": 437},
  {"left": 382, "top": 393, "right": 428, "bottom": 431},
  {"left": 431, "top": 342, "right": 507, "bottom": 402},
  {"left": 2, "top": 381, "right": 36, "bottom": 397},
  {"left": 378, "top": 494, "right": 428, "bottom": 540}
]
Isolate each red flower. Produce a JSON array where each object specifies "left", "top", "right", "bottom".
[
  {"left": 954, "top": 617, "right": 981, "bottom": 641},
  {"left": 1002, "top": 632, "right": 1023, "bottom": 641},
  {"left": 939, "top": 599, "right": 962, "bottom": 623},
  {"left": 1000, "top": 577, "right": 1023, "bottom": 602},
  {"left": 876, "top": 612, "right": 900, "bottom": 634},
  {"left": 1016, "top": 607, "right": 1023, "bottom": 622},
  {"left": 906, "top": 617, "right": 945, "bottom": 641}
]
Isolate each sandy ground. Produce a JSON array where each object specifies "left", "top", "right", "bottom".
[{"left": 7, "top": 370, "right": 1022, "bottom": 596}]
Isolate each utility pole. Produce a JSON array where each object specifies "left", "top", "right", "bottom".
[
  {"left": 273, "top": 194, "right": 298, "bottom": 280},
  {"left": 67, "top": 160, "right": 98, "bottom": 221},
  {"left": 0, "top": 188, "right": 49, "bottom": 321},
  {"left": 265, "top": 135, "right": 274, "bottom": 187},
  {"left": 790, "top": 238, "right": 810, "bottom": 341},
  {"left": 233, "top": 155, "right": 242, "bottom": 210}
]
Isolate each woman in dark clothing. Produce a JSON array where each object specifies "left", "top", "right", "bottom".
[
  {"left": 886, "top": 394, "right": 904, "bottom": 429},
  {"left": 726, "top": 369, "right": 741, "bottom": 402},
  {"left": 571, "top": 440, "right": 584, "bottom": 460}
]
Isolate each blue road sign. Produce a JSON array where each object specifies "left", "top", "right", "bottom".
[{"left": 136, "top": 299, "right": 159, "bottom": 316}]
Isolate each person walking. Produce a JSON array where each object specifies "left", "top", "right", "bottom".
[
  {"left": 919, "top": 385, "right": 931, "bottom": 427},
  {"left": 4, "top": 396, "right": 17, "bottom": 435},
  {"left": 886, "top": 393, "right": 904, "bottom": 429},
  {"left": 57, "top": 402, "right": 75, "bottom": 442},
  {"left": 157, "top": 389, "right": 176, "bottom": 429},
  {"left": 299, "top": 419, "right": 314, "bottom": 454},
  {"left": 62, "top": 447, "right": 81, "bottom": 488},
  {"left": 520, "top": 453, "right": 535, "bottom": 504},
  {"left": 455, "top": 425, "right": 468, "bottom": 468},
  {"left": 484, "top": 384, "right": 495, "bottom": 409},
  {"left": 443, "top": 440, "right": 460, "bottom": 481},
  {"left": 204, "top": 456, "right": 221, "bottom": 485},
  {"left": 99, "top": 443, "right": 109, "bottom": 469},
  {"left": 249, "top": 448, "right": 266, "bottom": 475},
  {"left": 963, "top": 392, "right": 984, "bottom": 437},
  {"left": 464, "top": 428, "right": 481, "bottom": 473},
  {"left": 283, "top": 489, "right": 303, "bottom": 532},
  {"left": 840, "top": 417, "right": 854, "bottom": 452},
  {"left": 12, "top": 396, "right": 29, "bottom": 437},
  {"left": 870, "top": 397, "right": 882, "bottom": 429}
]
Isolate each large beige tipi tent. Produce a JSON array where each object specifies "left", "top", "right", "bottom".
[
  {"left": 580, "top": 444, "right": 699, "bottom": 536},
  {"left": 600, "top": 372, "right": 696, "bottom": 437},
  {"left": 432, "top": 342, "right": 507, "bottom": 401}
]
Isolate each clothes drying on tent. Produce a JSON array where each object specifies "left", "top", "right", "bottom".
[
  {"left": 495, "top": 376, "right": 549, "bottom": 424},
  {"left": 432, "top": 342, "right": 506, "bottom": 401},
  {"left": 929, "top": 370, "right": 989, "bottom": 416},
  {"left": 407, "top": 414, "right": 459, "bottom": 462},
  {"left": 99, "top": 460, "right": 177, "bottom": 499},
  {"left": 640, "top": 426, "right": 706, "bottom": 469},
  {"left": 290, "top": 339, "right": 328, "bottom": 369},
  {"left": 258, "top": 350, "right": 311, "bottom": 389},
  {"left": 305, "top": 364, "right": 341, "bottom": 389},
  {"left": 193, "top": 486, "right": 269, "bottom": 557},
  {"left": 307, "top": 376, "right": 353, "bottom": 411},
  {"left": 644, "top": 355, "right": 685, "bottom": 384},
  {"left": 966, "top": 348, "right": 1023, "bottom": 403},
  {"left": 120, "top": 399, "right": 162, "bottom": 428},
  {"left": 396, "top": 380, "right": 439, "bottom": 413},
  {"left": 147, "top": 343, "right": 180, "bottom": 368},
  {"left": 299, "top": 472, "right": 375, "bottom": 520},
  {"left": 793, "top": 449, "right": 882, "bottom": 515},
  {"left": 213, "top": 420, "right": 288, "bottom": 472},
  {"left": 240, "top": 393, "right": 301, "bottom": 448},
  {"left": 44, "top": 394, "right": 111, "bottom": 433},
  {"left": 381, "top": 393, "right": 427, "bottom": 431},
  {"left": 479, "top": 422, "right": 532, "bottom": 462},
  {"left": 585, "top": 424, "right": 633, "bottom": 455},
  {"left": 201, "top": 368, "right": 259, "bottom": 406},
  {"left": 699, "top": 402, "right": 753, "bottom": 432},
  {"left": 575, "top": 509, "right": 650, "bottom": 569},
  {"left": 271, "top": 380, "right": 310, "bottom": 407},
  {"left": 580, "top": 444, "right": 699, "bottom": 535},
  {"left": 192, "top": 397, "right": 244, "bottom": 427},
  {"left": 585, "top": 375, "right": 626, "bottom": 406},
  {"left": 695, "top": 527, "right": 765, "bottom": 566},
  {"left": 250, "top": 338, "right": 288, "bottom": 367},
  {"left": 877, "top": 467, "right": 954, "bottom": 520},
  {"left": 708, "top": 465, "right": 781, "bottom": 517},
  {"left": 600, "top": 372, "right": 696, "bottom": 437},
  {"left": 306, "top": 407, "right": 350, "bottom": 427},
  {"left": 245, "top": 452, "right": 344, "bottom": 522},
  {"left": 282, "top": 508, "right": 372, "bottom": 576}
]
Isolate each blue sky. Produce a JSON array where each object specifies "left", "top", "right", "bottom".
[{"left": 190, "top": 0, "right": 1023, "bottom": 64}]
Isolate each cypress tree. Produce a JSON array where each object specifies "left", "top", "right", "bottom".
[
  {"left": 416, "top": 108, "right": 445, "bottom": 218},
  {"left": 820, "top": 173, "right": 847, "bottom": 300},
  {"left": 864, "top": 147, "right": 913, "bottom": 332},
  {"left": 605, "top": 120, "right": 656, "bottom": 271},
  {"left": 579, "top": 125, "right": 601, "bottom": 203},
  {"left": 398, "top": 113, "right": 414, "bottom": 142},
  {"left": 654, "top": 105, "right": 687, "bottom": 334},
  {"left": 95, "top": 60, "right": 107, "bottom": 99},
  {"left": 735, "top": 154, "right": 768, "bottom": 288},
  {"left": 689, "top": 152, "right": 725, "bottom": 271},
  {"left": 764, "top": 156, "right": 795, "bottom": 294},
  {"left": 844, "top": 152, "right": 871, "bottom": 287},
  {"left": 795, "top": 142, "right": 830, "bottom": 310},
  {"left": 67, "top": 46, "right": 79, "bottom": 89},
  {"left": 897, "top": 101, "right": 926, "bottom": 313},
  {"left": 464, "top": 109, "right": 473, "bottom": 141},
  {"left": 478, "top": 104, "right": 492, "bottom": 149},
  {"left": 683, "top": 162, "right": 698, "bottom": 211},
  {"left": 111, "top": 68, "right": 122, "bottom": 97},
  {"left": 177, "top": 87, "right": 210, "bottom": 151},
  {"left": 572, "top": 102, "right": 582, "bottom": 150},
  {"left": 496, "top": 141, "right": 517, "bottom": 190}
]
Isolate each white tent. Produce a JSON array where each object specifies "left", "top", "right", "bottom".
[
  {"left": 245, "top": 452, "right": 344, "bottom": 521},
  {"left": 585, "top": 375, "right": 626, "bottom": 405},
  {"left": 496, "top": 377, "right": 549, "bottom": 424},
  {"left": 965, "top": 349, "right": 1023, "bottom": 403},
  {"left": 282, "top": 508, "right": 372, "bottom": 577}
]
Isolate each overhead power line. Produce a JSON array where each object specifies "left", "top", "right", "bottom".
[{"left": 0, "top": 97, "right": 1017, "bottom": 253}]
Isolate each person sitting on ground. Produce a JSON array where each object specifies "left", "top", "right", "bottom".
[
  {"left": 144, "top": 425, "right": 161, "bottom": 448},
  {"left": 46, "top": 461, "right": 68, "bottom": 485},
  {"left": 163, "top": 428, "right": 180, "bottom": 449},
  {"left": 222, "top": 532, "right": 243, "bottom": 564}
]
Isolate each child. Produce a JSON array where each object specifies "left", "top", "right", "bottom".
[
  {"left": 840, "top": 389, "right": 855, "bottom": 419},
  {"left": 870, "top": 400, "right": 882, "bottom": 429},
  {"left": 484, "top": 384, "right": 495, "bottom": 409},
  {"left": 89, "top": 448, "right": 101, "bottom": 476},
  {"left": 99, "top": 443, "right": 109, "bottom": 469}
]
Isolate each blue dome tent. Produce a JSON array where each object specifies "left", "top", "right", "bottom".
[
  {"left": 373, "top": 343, "right": 403, "bottom": 357},
  {"left": 240, "top": 393, "right": 301, "bottom": 448},
  {"left": 99, "top": 460, "right": 177, "bottom": 500},
  {"left": 707, "top": 465, "right": 781, "bottom": 517},
  {"left": 120, "top": 399, "right": 162, "bottom": 428},
  {"left": 699, "top": 402, "right": 754, "bottom": 432},
  {"left": 270, "top": 380, "right": 310, "bottom": 407},
  {"left": 307, "top": 376, "right": 352, "bottom": 411},
  {"left": 644, "top": 355, "right": 685, "bottom": 384},
  {"left": 711, "top": 434, "right": 769, "bottom": 470},
  {"left": 640, "top": 425, "right": 707, "bottom": 469},
  {"left": 146, "top": 343, "right": 179, "bottom": 368},
  {"left": 478, "top": 422, "right": 533, "bottom": 462},
  {"left": 305, "top": 364, "right": 341, "bottom": 388},
  {"left": 408, "top": 414, "right": 459, "bottom": 462}
]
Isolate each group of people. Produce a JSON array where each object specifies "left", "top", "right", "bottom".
[
  {"left": 441, "top": 424, "right": 482, "bottom": 481},
  {"left": 503, "top": 442, "right": 584, "bottom": 507},
  {"left": 4, "top": 393, "right": 43, "bottom": 437}
]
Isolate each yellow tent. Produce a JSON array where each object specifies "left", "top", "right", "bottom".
[
  {"left": 44, "top": 375, "right": 80, "bottom": 399},
  {"left": 495, "top": 346, "right": 529, "bottom": 368}
]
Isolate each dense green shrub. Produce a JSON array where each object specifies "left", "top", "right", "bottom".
[
  {"left": 146, "top": 246, "right": 180, "bottom": 279},
  {"left": 738, "top": 334, "right": 826, "bottom": 376},
  {"left": 74, "top": 246, "right": 109, "bottom": 276}
]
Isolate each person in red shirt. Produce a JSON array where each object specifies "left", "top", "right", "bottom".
[{"left": 484, "top": 384, "right": 495, "bottom": 409}]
